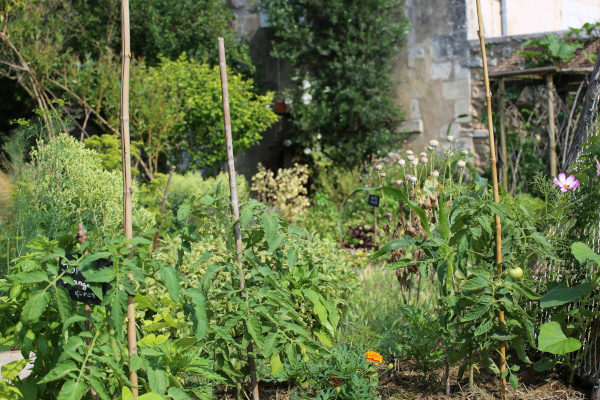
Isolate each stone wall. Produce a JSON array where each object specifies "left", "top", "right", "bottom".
[{"left": 393, "top": 0, "right": 473, "bottom": 154}]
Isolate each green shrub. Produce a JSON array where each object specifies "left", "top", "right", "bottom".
[{"left": 1, "top": 133, "right": 155, "bottom": 259}]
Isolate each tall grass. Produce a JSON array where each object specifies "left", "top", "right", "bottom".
[{"left": 337, "top": 265, "right": 438, "bottom": 353}]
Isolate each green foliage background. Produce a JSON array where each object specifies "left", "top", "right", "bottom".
[{"left": 259, "top": 0, "right": 409, "bottom": 166}]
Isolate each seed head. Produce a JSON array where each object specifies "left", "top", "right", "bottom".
[
  {"left": 457, "top": 160, "right": 466, "bottom": 168},
  {"left": 429, "top": 139, "right": 439, "bottom": 147},
  {"left": 411, "top": 159, "right": 418, "bottom": 167},
  {"left": 374, "top": 163, "right": 383, "bottom": 171},
  {"left": 420, "top": 156, "right": 428, "bottom": 164},
  {"left": 446, "top": 135, "right": 455, "bottom": 143},
  {"left": 432, "top": 170, "right": 440, "bottom": 178},
  {"left": 410, "top": 176, "right": 417, "bottom": 183},
  {"left": 398, "top": 159, "right": 406, "bottom": 167}
]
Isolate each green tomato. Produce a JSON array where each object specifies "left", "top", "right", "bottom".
[{"left": 508, "top": 267, "right": 523, "bottom": 279}]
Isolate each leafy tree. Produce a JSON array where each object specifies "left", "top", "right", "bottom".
[
  {"left": 259, "top": 0, "right": 409, "bottom": 166},
  {"left": 1, "top": 0, "right": 275, "bottom": 178},
  {"left": 66, "top": 54, "right": 278, "bottom": 177}
]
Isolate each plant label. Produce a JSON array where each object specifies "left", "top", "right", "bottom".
[
  {"left": 57, "top": 254, "right": 111, "bottom": 305},
  {"left": 368, "top": 195, "right": 380, "bottom": 207}
]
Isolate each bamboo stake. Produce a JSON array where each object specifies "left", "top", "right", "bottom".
[
  {"left": 120, "top": 0, "right": 138, "bottom": 396},
  {"left": 153, "top": 166, "right": 176, "bottom": 250},
  {"left": 547, "top": 74, "right": 558, "bottom": 177},
  {"left": 217, "top": 37, "right": 260, "bottom": 400},
  {"left": 499, "top": 79, "right": 508, "bottom": 191},
  {"left": 475, "top": 1, "right": 506, "bottom": 396}
]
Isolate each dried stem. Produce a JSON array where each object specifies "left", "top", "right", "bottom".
[{"left": 475, "top": 0, "right": 506, "bottom": 396}]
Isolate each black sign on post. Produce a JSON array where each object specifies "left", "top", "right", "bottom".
[
  {"left": 368, "top": 195, "right": 380, "bottom": 207},
  {"left": 57, "top": 254, "right": 111, "bottom": 305}
]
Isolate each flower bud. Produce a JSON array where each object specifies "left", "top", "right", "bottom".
[
  {"left": 432, "top": 170, "right": 440, "bottom": 178},
  {"left": 427, "top": 146, "right": 434, "bottom": 151},
  {"left": 457, "top": 160, "right": 466, "bottom": 168},
  {"left": 411, "top": 159, "right": 418, "bottom": 167},
  {"left": 407, "top": 154, "right": 415, "bottom": 161},
  {"left": 446, "top": 135, "right": 455, "bottom": 143},
  {"left": 461, "top": 149, "right": 469, "bottom": 156},
  {"left": 398, "top": 159, "right": 406, "bottom": 167},
  {"left": 301, "top": 347, "right": 307, "bottom": 355},
  {"left": 374, "top": 164, "right": 383, "bottom": 171},
  {"left": 315, "top": 350, "right": 319, "bottom": 355},
  {"left": 303, "top": 355, "right": 309, "bottom": 363},
  {"left": 395, "top": 179, "right": 403, "bottom": 185},
  {"left": 336, "top": 387, "right": 341, "bottom": 393},
  {"left": 387, "top": 363, "right": 394, "bottom": 370},
  {"left": 410, "top": 176, "right": 417, "bottom": 183},
  {"left": 420, "top": 152, "right": 427, "bottom": 157},
  {"left": 406, "top": 150, "right": 413, "bottom": 155},
  {"left": 405, "top": 174, "right": 412, "bottom": 181},
  {"left": 380, "top": 172, "right": 387, "bottom": 177},
  {"left": 420, "top": 156, "right": 428, "bottom": 164},
  {"left": 429, "top": 139, "right": 439, "bottom": 147}
]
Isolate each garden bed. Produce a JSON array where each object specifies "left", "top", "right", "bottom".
[{"left": 216, "top": 362, "right": 591, "bottom": 399}]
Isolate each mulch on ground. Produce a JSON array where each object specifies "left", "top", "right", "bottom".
[{"left": 216, "top": 361, "right": 591, "bottom": 400}]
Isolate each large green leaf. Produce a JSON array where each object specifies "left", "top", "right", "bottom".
[
  {"left": 57, "top": 379, "right": 87, "bottom": 400},
  {"left": 269, "top": 352, "right": 284, "bottom": 375},
  {"left": 10, "top": 270, "right": 49, "bottom": 284},
  {"left": 338, "top": 186, "right": 431, "bottom": 237},
  {"left": 147, "top": 368, "right": 169, "bottom": 396},
  {"left": 159, "top": 266, "right": 180, "bottom": 301},
  {"left": 261, "top": 213, "right": 283, "bottom": 252},
  {"left": 571, "top": 242, "right": 600, "bottom": 264},
  {"left": 55, "top": 286, "right": 72, "bottom": 322},
  {"left": 538, "top": 321, "right": 581, "bottom": 355},
  {"left": 167, "top": 387, "right": 193, "bottom": 400},
  {"left": 39, "top": 360, "right": 78, "bottom": 384},
  {"left": 82, "top": 268, "right": 115, "bottom": 283},
  {"left": 1, "top": 359, "right": 29, "bottom": 382},
  {"left": 21, "top": 291, "right": 51, "bottom": 325},
  {"left": 533, "top": 356, "right": 557, "bottom": 372},
  {"left": 539, "top": 282, "right": 593, "bottom": 309},
  {"left": 84, "top": 375, "right": 111, "bottom": 400}
]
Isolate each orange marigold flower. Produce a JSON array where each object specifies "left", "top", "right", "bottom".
[
  {"left": 331, "top": 376, "right": 342, "bottom": 387},
  {"left": 365, "top": 350, "right": 383, "bottom": 365}
]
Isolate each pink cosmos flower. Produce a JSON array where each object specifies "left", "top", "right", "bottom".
[{"left": 553, "top": 173, "right": 579, "bottom": 193}]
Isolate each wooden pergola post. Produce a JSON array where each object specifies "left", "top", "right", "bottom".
[
  {"left": 547, "top": 74, "right": 558, "bottom": 177},
  {"left": 498, "top": 78, "right": 508, "bottom": 191}
]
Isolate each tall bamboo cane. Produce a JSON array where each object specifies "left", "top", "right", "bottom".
[
  {"left": 120, "top": 0, "right": 138, "bottom": 397},
  {"left": 475, "top": 0, "right": 506, "bottom": 396},
  {"left": 218, "top": 37, "right": 260, "bottom": 400}
]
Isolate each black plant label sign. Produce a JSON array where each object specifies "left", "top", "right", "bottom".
[
  {"left": 368, "top": 195, "right": 380, "bottom": 207},
  {"left": 57, "top": 254, "right": 111, "bottom": 305}
]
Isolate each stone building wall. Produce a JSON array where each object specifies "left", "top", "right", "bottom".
[{"left": 393, "top": 0, "right": 473, "bottom": 154}]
